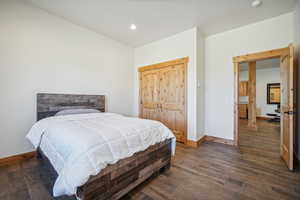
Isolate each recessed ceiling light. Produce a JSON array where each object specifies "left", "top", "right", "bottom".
[
  {"left": 251, "top": 0, "right": 262, "bottom": 8},
  {"left": 130, "top": 24, "right": 137, "bottom": 30}
]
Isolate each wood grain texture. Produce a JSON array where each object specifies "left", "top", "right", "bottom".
[
  {"left": 1, "top": 120, "right": 300, "bottom": 200},
  {"left": 159, "top": 63, "right": 187, "bottom": 144},
  {"left": 138, "top": 57, "right": 189, "bottom": 72},
  {"left": 205, "top": 136, "right": 235, "bottom": 146},
  {"left": 37, "top": 93, "right": 105, "bottom": 121},
  {"left": 188, "top": 135, "right": 236, "bottom": 148},
  {"left": 280, "top": 44, "right": 295, "bottom": 171},
  {"left": 139, "top": 58, "right": 187, "bottom": 144},
  {"left": 0, "top": 151, "right": 36, "bottom": 166},
  {"left": 139, "top": 69, "right": 161, "bottom": 121},
  {"left": 256, "top": 116, "right": 272, "bottom": 120},
  {"left": 38, "top": 139, "right": 172, "bottom": 200},
  {"left": 239, "top": 104, "right": 248, "bottom": 119},
  {"left": 233, "top": 62, "right": 240, "bottom": 146},
  {"left": 239, "top": 81, "right": 248, "bottom": 96},
  {"left": 233, "top": 47, "right": 289, "bottom": 63},
  {"left": 248, "top": 61, "right": 257, "bottom": 130},
  {"left": 186, "top": 136, "right": 206, "bottom": 148}
]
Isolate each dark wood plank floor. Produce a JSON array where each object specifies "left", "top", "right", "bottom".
[{"left": 1, "top": 119, "right": 300, "bottom": 200}]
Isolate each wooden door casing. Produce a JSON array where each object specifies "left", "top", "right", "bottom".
[
  {"left": 248, "top": 61, "right": 257, "bottom": 130},
  {"left": 233, "top": 46, "right": 296, "bottom": 169},
  {"left": 239, "top": 104, "right": 248, "bottom": 119},
  {"left": 139, "top": 57, "right": 188, "bottom": 144},
  {"left": 239, "top": 81, "right": 248, "bottom": 96}
]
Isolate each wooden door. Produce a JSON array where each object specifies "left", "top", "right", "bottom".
[
  {"left": 139, "top": 57, "right": 188, "bottom": 144},
  {"left": 139, "top": 69, "right": 160, "bottom": 121},
  {"left": 280, "top": 45, "right": 295, "bottom": 171},
  {"left": 159, "top": 64, "right": 187, "bottom": 143}
]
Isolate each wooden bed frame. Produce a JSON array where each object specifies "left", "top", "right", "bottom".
[{"left": 36, "top": 93, "right": 172, "bottom": 200}]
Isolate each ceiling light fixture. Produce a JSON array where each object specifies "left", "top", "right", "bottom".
[
  {"left": 130, "top": 24, "right": 137, "bottom": 30},
  {"left": 251, "top": 0, "right": 262, "bottom": 8}
]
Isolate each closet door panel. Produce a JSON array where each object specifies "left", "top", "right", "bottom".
[
  {"left": 159, "top": 64, "right": 186, "bottom": 143},
  {"left": 140, "top": 70, "right": 160, "bottom": 121}
]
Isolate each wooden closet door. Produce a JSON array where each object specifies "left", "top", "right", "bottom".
[
  {"left": 159, "top": 63, "right": 186, "bottom": 143},
  {"left": 139, "top": 69, "right": 160, "bottom": 121}
]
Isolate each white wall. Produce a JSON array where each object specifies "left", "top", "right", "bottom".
[
  {"left": 294, "top": 1, "right": 300, "bottom": 159},
  {"left": 196, "top": 30, "right": 205, "bottom": 139},
  {"left": 0, "top": 0, "right": 134, "bottom": 158},
  {"left": 240, "top": 67, "right": 280, "bottom": 117},
  {"left": 134, "top": 28, "right": 205, "bottom": 141},
  {"left": 205, "top": 13, "right": 294, "bottom": 140}
]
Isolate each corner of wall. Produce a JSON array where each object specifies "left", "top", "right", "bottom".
[{"left": 196, "top": 28, "right": 206, "bottom": 140}]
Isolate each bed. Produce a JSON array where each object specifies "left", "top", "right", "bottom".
[{"left": 26, "top": 93, "right": 175, "bottom": 200}]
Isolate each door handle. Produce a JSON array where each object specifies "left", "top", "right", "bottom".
[{"left": 284, "top": 111, "right": 296, "bottom": 115}]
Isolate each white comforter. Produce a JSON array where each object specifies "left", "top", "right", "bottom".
[{"left": 26, "top": 113, "right": 175, "bottom": 197}]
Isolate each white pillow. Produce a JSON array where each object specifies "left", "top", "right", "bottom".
[{"left": 55, "top": 109, "right": 101, "bottom": 116}]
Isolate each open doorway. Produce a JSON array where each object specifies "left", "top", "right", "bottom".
[{"left": 233, "top": 45, "right": 295, "bottom": 171}]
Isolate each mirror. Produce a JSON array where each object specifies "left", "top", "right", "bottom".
[{"left": 267, "top": 83, "right": 280, "bottom": 104}]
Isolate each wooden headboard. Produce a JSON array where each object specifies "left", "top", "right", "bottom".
[{"left": 37, "top": 93, "right": 105, "bottom": 121}]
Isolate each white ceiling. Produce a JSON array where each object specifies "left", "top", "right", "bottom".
[
  {"left": 24, "top": 0, "right": 297, "bottom": 47},
  {"left": 240, "top": 58, "right": 280, "bottom": 71}
]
